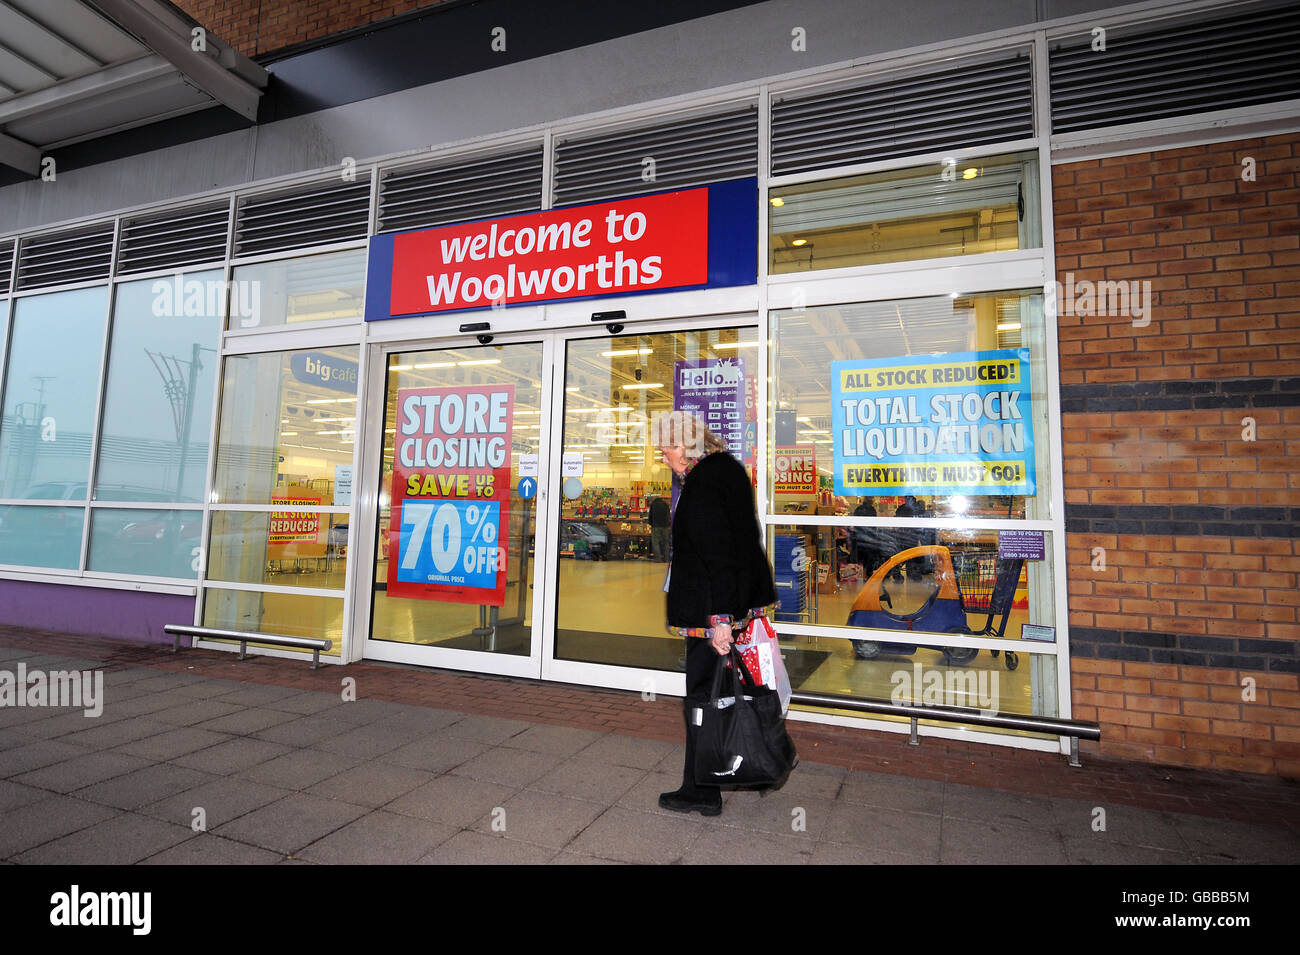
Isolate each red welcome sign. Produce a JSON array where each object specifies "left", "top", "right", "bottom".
[{"left": 388, "top": 188, "right": 710, "bottom": 315}]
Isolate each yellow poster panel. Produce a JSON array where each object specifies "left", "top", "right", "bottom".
[
  {"left": 838, "top": 357, "right": 1021, "bottom": 393},
  {"left": 840, "top": 459, "right": 1029, "bottom": 491}
]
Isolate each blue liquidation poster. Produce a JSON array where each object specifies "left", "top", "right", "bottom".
[{"left": 830, "top": 349, "right": 1036, "bottom": 497}]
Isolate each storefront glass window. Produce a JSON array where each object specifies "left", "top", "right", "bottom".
[
  {"left": 87, "top": 508, "right": 200, "bottom": 579},
  {"left": 207, "top": 509, "right": 347, "bottom": 589},
  {"left": 770, "top": 290, "right": 1050, "bottom": 520},
  {"left": 768, "top": 290, "right": 1058, "bottom": 718},
  {"left": 0, "top": 286, "right": 108, "bottom": 500},
  {"left": 227, "top": 249, "right": 366, "bottom": 331},
  {"left": 202, "top": 590, "right": 344, "bottom": 658},
  {"left": 769, "top": 151, "right": 1040, "bottom": 273},
  {"left": 95, "top": 270, "right": 223, "bottom": 503},
  {"left": 553, "top": 325, "right": 758, "bottom": 671},
  {"left": 0, "top": 505, "right": 84, "bottom": 569},
  {"left": 212, "top": 346, "right": 359, "bottom": 506}
]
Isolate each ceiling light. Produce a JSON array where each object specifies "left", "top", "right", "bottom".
[
  {"left": 458, "top": 359, "right": 501, "bottom": 366},
  {"left": 791, "top": 238, "right": 807, "bottom": 247},
  {"left": 390, "top": 364, "right": 413, "bottom": 371},
  {"left": 962, "top": 168, "right": 978, "bottom": 180},
  {"left": 713, "top": 341, "right": 758, "bottom": 349},
  {"left": 770, "top": 196, "right": 785, "bottom": 207},
  {"left": 601, "top": 348, "right": 652, "bottom": 357},
  {"left": 997, "top": 322, "right": 1022, "bottom": 331},
  {"left": 621, "top": 383, "right": 662, "bottom": 390},
  {"left": 414, "top": 361, "right": 455, "bottom": 369}
]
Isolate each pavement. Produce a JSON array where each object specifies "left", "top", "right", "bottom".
[{"left": 1, "top": 627, "right": 1297, "bottom": 865}]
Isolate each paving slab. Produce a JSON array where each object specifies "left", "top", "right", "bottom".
[
  {"left": 56, "top": 717, "right": 175, "bottom": 749},
  {"left": 0, "top": 794, "right": 122, "bottom": 857},
  {"left": 172, "top": 737, "right": 295, "bottom": 775},
  {"left": 298, "top": 810, "right": 455, "bottom": 864},
  {"left": 213, "top": 792, "right": 369, "bottom": 855},
  {"left": 0, "top": 778, "right": 49, "bottom": 812},
  {"left": 469, "top": 789, "right": 607, "bottom": 849},
  {"left": 141, "top": 833, "right": 285, "bottom": 865},
  {"left": 528, "top": 755, "right": 647, "bottom": 805},
  {"left": 114, "top": 726, "right": 233, "bottom": 761},
  {"left": 264, "top": 691, "right": 348, "bottom": 716},
  {"left": 442, "top": 713, "right": 533, "bottom": 745},
  {"left": 416, "top": 829, "right": 557, "bottom": 865},
  {"left": 500, "top": 724, "right": 606, "bottom": 757},
  {"left": 385, "top": 773, "right": 516, "bottom": 829},
  {"left": 14, "top": 812, "right": 195, "bottom": 865},
  {"left": 14, "top": 750, "right": 154, "bottom": 794},
  {"left": 378, "top": 735, "right": 489, "bottom": 773},
  {"left": 566, "top": 806, "right": 702, "bottom": 864},
  {"left": 449, "top": 746, "right": 566, "bottom": 788},
  {"left": 940, "top": 818, "right": 1070, "bottom": 864},
  {"left": 306, "top": 762, "right": 436, "bottom": 808},
  {"left": 579, "top": 732, "right": 679, "bottom": 770},
  {"left": 193, "top": 706, "right": 304, "bottom": 736},
  {"left": 1061, "top": 835, "right": 1199, "bottom": 866},
  {"left": 149, "top": 699, "right": 248, "bottom": 727},
  {"left": 680, "top": 824, "right": 816, "bottom": 865},
  {"left": 74, "top": 762, "right": 218, "bottom": 810},
  {"left": 239, "top": 748, "right": 362, "bottom": 791},
  {"left": 821, "top": 801, "right": 943, "bottom": 862},
  {"left": 142, "top": 776, "right": 294, "bottom": 829}
]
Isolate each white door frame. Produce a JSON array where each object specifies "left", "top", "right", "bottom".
[
  {"left": 354, "top": 312, "right": 760, "bottom": 694},
  {"left": 356, "top": 331, "right": 558, "bottom": 680}
]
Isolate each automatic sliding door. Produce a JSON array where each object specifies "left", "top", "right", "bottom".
[
  {"left": 551, "top": 325, "right": 758, "bottom": 674},
  {"left": 369, "top": 342, "right": 545, "bottom": 669}
]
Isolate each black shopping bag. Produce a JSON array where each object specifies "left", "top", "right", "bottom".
[{"left": 691, "top": 649, "right": 797, "bottom": 789}]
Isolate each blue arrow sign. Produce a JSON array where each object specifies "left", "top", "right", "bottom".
[{"left": 517, "top": 477, "right": 536, "bottom": 499}]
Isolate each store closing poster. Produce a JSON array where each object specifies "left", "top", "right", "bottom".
[
  {"left": 773, "top": 446, "right": 816, "bottom": 494},
  {"left": 831, "top": 349, "right": 1035, "bottom": 497},
  {"left": 388, "top": 385, "right": 513, "bottom": 604}
]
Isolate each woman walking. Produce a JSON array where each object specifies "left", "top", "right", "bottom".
[{"left": 653, "top": 411, "right": 777, "bottom": 816}]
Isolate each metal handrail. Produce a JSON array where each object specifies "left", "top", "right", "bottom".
[
  {"left": 789, "top": 690, "right": 1100, "bottom": 767},
  {"left": 165, "top": 624, "right": 333, "bottom": 669}
]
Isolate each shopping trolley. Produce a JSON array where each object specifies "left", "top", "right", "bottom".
[
  {"left": 848, "top": 545, "right": 1024, "bottom": 667},
  {"left": 950, "top": 549, "right": 1025, "bottom": 671}
]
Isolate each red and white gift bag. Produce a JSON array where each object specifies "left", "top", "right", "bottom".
[{"left": 735, "top": 614, "right": 792, "bottom": 714}]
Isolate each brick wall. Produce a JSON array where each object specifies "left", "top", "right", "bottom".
[
  {"left": 175, "top": 0, "right": 456, "bottom": 58},
  {"left": 1054, "top": 132, "right": 1300, "bottom": 776}
]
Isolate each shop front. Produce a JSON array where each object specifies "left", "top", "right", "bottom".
[
  {"left": 350, "top": 179, "right": 763, "bottom": 696},
  {"left": 332, "top": 154, "right": 1069, "bottom": 743}
]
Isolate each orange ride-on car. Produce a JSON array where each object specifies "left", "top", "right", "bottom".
[{"left": 848, "top": 544, "right": 1022, "bottom": 666}]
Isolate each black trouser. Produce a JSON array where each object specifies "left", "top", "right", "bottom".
[{"left": 680, "top": 635, "right": 723, "bottom": 792}]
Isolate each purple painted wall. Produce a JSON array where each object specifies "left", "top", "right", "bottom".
[{"left": 0, "top": 579, "right": 195, "bottom": 645}]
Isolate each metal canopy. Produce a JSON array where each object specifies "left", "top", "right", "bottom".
[{"left": 0, "top": 0, "right": 266, "bottom": 176}]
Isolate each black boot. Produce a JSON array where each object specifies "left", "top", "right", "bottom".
[{"left": 659, "top": 700, "right": 722, "bottom": 816}]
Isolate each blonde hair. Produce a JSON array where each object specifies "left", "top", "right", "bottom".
[{"left": 652, "top": 411, "right": 727, "bottom": 461}]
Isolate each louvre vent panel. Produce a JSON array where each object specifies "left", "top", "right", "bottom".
[
  {"left": 1050, "top": 5, "right": 1300, "bottom": 133},
  {"left": 234, "top": 181, "right": 371, "bottom": 257},
  {"left": 772, "top": 56, "right": 1033, "bottom": 175},
  {"left": 553, "top": 106, "right": 758, "bottom": 206},
  {"left": 117, "top": 203, "right": 230, "bottom": 274},
  {"left": 0, "top": 239, "right": 14, "bottom": 295},
  {"left": 378, "top": 147, "right": 543, "bottom": 233},
  {"left": 16, "top": 223, "right": 115, "bottom": 290}
]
